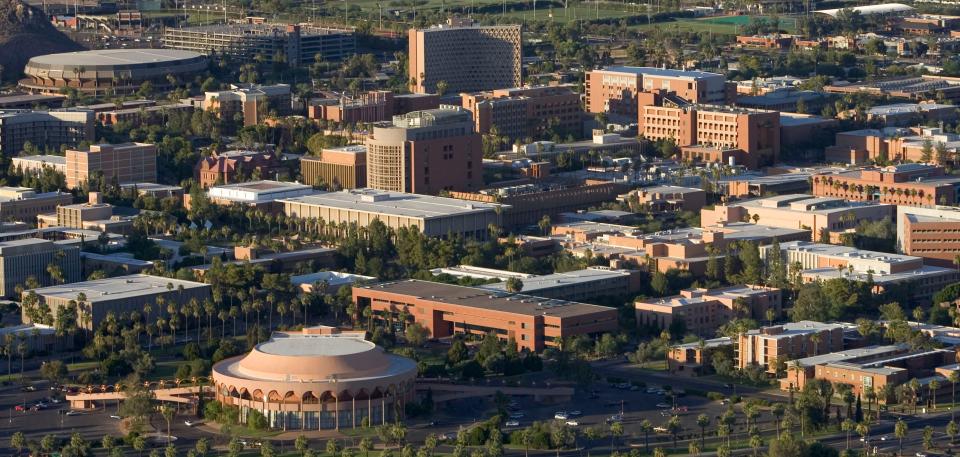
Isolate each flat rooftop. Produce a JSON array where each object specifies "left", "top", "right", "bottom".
[
  {"left": 290, "top": 271, "right": 375, "bottom": 287},
  {"left": 598, "top": 66, "right": 723, "bottom": 80},
  {"left": 480, "top": 268, "right": 631, "bottom": 293},
  {"left": 794, "top": 344, "right": 908, "bottom": 367},
  {"left": 674, "top": 337, "right": 732, "bottom": 350},
  {"left": 170, "top": 23, "right": 353, "bottom": 36},
  {"left": 214, "top": 180, "right": 310, "bottom": 192},
  {"left": 13, "top": 155, "right": 66, "bottom": 165},
  {"left": 257, "top": 332, "right": 374, "bottom": 357},
  {"left": 359, "top": 279, "right": 616, "bottom": 319},
  {"left": 28, "top": 49, "right": 202, "bottom": 67},
  {"left": 744, "top": 321, "right": 846, "bottom": 339},
  {"left": 281, "top": 189, "right": 501, "bottom": 219},
  {"left": 779, "top": 240, "right": 920, "bottom": 264},
  {"left": 30, "top": 274, "right": 208, "bottom": 302}
]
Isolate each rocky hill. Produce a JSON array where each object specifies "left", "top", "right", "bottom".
[{"left": 0, "top": 0, "right": 83, "bottom": 84}]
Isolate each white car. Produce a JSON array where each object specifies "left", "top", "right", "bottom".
[
  {"left": 505, "top": 420, "right": 520, "bottom": 427},
  {"left": 65, "top": 410, "right": 83, "bottom": 416},
  {"left": 184, "top": 420, "right": 201, "bottom": 427},
  {"left": 554, "top": 412, "right": 569, "bottom": 420},
  {"left": 109, "top": 415, "right": 122, "bottom": 420},
  {"left": 565, "top": 420, "right": 579, "bottom": 426}
]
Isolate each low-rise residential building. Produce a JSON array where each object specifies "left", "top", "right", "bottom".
[
  {"left": 24, "top": 274, "right": 211, "bottom": 330},
  {"left": 620, "top": 185, "right": 707, "bottom": 213},
  {"left": 65, "top": 142, "right": 157, "bottom": 189},
  {"left": 701, "top": 194, "right": 895, "bottom": 243},
  {"left": 668, "top": 337, "right": 733, "bottom": 374},
  {"left": 0, "top": 238, "right": 80, "bottom": 298},
  {"left": 195, "top": 149, "right": 285, "bottom": 188},
  {"left": 738, "top": 321, "right": 847, "bottom": 373},
  {"left": 300, "top": 145, "right": 367, "bottom": 189},
  {"left": 760, "top": 241, "right": 959, "bottom": 303},
  {"left": 635, "top": 285, "right": 782, "bottom": 336},
  {"left": 352, "top": 279, "right": 618, "bottom": 352},
  {"left": 480, "top": 267, "right": 642, "bottom": 302},
  {"left": 812, "top": 164, "right": 960, "bottom": 207},
  {"left": 280, "top": 188, "right": 502, "bottom": 239}
]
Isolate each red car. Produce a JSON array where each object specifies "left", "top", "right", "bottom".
[{"left": 14, "top": 405, "right": 25, "bottom": 412}]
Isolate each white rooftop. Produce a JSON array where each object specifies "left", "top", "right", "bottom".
[
  {"left": 480, "top": 268, "right": 631, "bottom": 293},
  {"left": 280, "top": 188, "right": 501, "bottom": 219},
  {"left": 30, "top": 274, "right": 208, "bottom": 302},
  {"left": 257, "top": 332, "right": 375, "bottom": 357}
]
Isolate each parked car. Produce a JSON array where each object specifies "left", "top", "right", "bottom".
[
  {"left": 65, "top": 410, "right": 83, "bottom": 416},
  {"left": 607, "top": 414, "right": 623, "bottom": 423},
  {"left": 185, "top": 420, "right": 201, "bottom": 427},
  {"left": 20, "top": 386, "right": 36, "bottom": 392},
  {"left": 554, "top": 412, "right": 569, "bottom": 420},
  {"left": 565, "top": 420, "right": 579, "bottom": 426},
  {"left": 505, "top": 420, "right": 520, "bottom": 427}
]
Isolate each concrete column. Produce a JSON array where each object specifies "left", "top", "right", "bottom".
[
  {"left": 382, "top": 395, "right": 386, "bottom": 425},
  {"left": 335, "top": 396, "right": 339, "bottom": 430},
  {"left": 352, "top": 396, "right": 356, "bottom": 429},
  {"left": 300, "top": 397, "right": 304, "bottom": 430},
  {"left": 368, "top": 396, "right": 372, "bottom": 427}
]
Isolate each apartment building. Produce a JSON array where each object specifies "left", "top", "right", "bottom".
[
  {"left": 280, "top": 188, "right": 501, "bottom": 239},
  {"left": 459, "top": 85, "right": 583, "bottom": 142},
  {"left": 638, "top": 98, "right": 781, "bottom": 169},
  {"left": 701, "top": 194, "right": 895, "bottom": 243},
  {"left": 366, "top": 108, "right": 482, "bottom": 194},
  {"left": 191, "top": 84, "right": 291, "bottom": 126},
  {"left": 308, "top": 91, "right": 440, "bottom": 124},
  {"left": 0, "top": 238, "right": 80, "bottom": 298},
  {"left": 163, "top": 22, "right": 356, "bottom": 66},
  {"left": 584, "top": 66, "right": 732, "bottom": 118},
  {"left": 897, "top": 205, "right": 960, "bottom": 268},
  {"left": 812, "top": 164, "right": 960, "bottom": 207},
  {"left": 0, "top": 110, "right": 94, "bottom": 156},
  {"left": 24, "top": 274, "right": 211, "bottom": 330},
  {"left": 0, "top": 187, "right": 72, "bottom": 224},
  {"left": 64, "top": 142, "right": 157, "bottom": 189},
  {"left": 738, "top": 321, "right": 846, "bottom": 373},
  {"left": 635, "top": 285, "right": 782, "bottom": 336},
  {"left": 760, "top": 241, "right": 959, "bottom": 303},
  {"left": 408, "top": 18, "right": 522, "bottom": 94},
  {"left": 301, "top": 145, "right": 367, "bottom": 189},
  {"left": 195, "top": 149, "right": 284, "bottom": 188},
  {"left": 352, "top": 279, "right": 618, "bottom": 352}
]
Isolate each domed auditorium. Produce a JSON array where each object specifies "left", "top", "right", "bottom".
[{"left": 211, "top": 327, "right": 417, "bottom": 430}]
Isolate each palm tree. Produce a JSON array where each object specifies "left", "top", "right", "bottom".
[
  {"left": 842, "top": 419, "right": 856, "bottom": 450},
  {"left": 930, "top": 379, "right": 941, "bottom": 411},
  {"left": 161, "top": 404, "right": 175, "bottom": 443},
  {"left": 640, "top": 419, "right": 653, "bottom": 453},
  {"left": 951, "top": 370, "right": 960, "bottom": 421},
  {"left": 895, "top": 418, "right": 908, "bottom": 456},
  {"left": 696, "top": 413, "right": 710, "bottom": 448}
]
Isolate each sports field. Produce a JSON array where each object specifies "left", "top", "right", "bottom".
[{"left": 630, "top": 14, "right": 798, "bottom": 35}]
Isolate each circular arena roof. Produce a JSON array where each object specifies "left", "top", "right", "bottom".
[
  {"left": 213, "top": 329, "right": 417, "bottom": 387},
  {"left": 27, "top": 49, "right": 203, "bottom": 70}
]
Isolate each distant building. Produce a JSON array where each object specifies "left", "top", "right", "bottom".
[
  {"left": 300, "top": 145, "right": 367, "bottom": 190},
  {"left": 120, "top": 183, "right": 184, "bottom": 199},
  {"left": 195, "top": 149, "right": 284, "bottom": 188},
  {"left": 25, "top": 274, "right": 211, "bottom": 330},
  {"left": 621, "top": 185, "right": 707, "bottom": 213},
  {"left": 480, "top": 267, "right": 641, "bottom": 302},
  {"left": 191, "top": 84, "right": 291, "bottom": 127},
  {"left": 40, "top": 192, "right": 133, "bottom": 233},
  {"left": 0, "top": 187, "right": 72, "bottom": 225},
  {"left": 64, "top": 142, "right": 157, "bottom": 189},
  {"left": 812, "top": 164, "right": 960, "bottom": 206},
  {"left": 0, "top": 324, "right": 70, "bottom": 353},
  {"left": 825, "top": 74, "right": 960, "bottom": 103},
  {"left": 760, "top": 241, "right": 959, "bottom": 303},
  {"left": 366, "top": 108, "right": 482, "bottom": 194},
  {"left": 449, "top": 180, "right": 627, "bottom": 227},
  {"left": 11, "top": 155, "right": 66, "bottom": 174},
  {"left": 668, "top": 337, "right": 732, "bottom": 375},
  {"left": 636, "top": 285, "right": 782, "bottom": 336},
  {"left": 280, "top": 188, "right": 501, "bottom": 239},
  {"left": 897, "top": 205, "right": 960, "bottom": 268},
  {"left": 204, "top": 180, "right": 316, "bottom": 212},
  {"left": 736, "top": 87, "right": 832, "bottom": 113},
  {"left": 96, "top": 103, "right": 193, "bottom": 126},
  {"left": 308, "top": 91, "right": 440, "bottom": 124},
  {"left": 353, "top": 279, "right": 618, "bottom": 351},
  {"left": 0, "top": 110, "right": 94, "bottom": 156},
  {"left": 459, "top": 85, "right": 583, "bottom": 142},
  {"left": 0, "top": 238, "right": 80, "bottom": 298},
  {"left": 290, "top": 271, "right": 376, "bottom": 293},
  {"left": 866, "top": 102, "right": 958, "bottom": 126},
  {"left": 408, "top": 18, "right": 522, "bottom": 94},
  {"left": 738, "top": 321, "right": 847, "bottom": 373},
  {"left": 585, "top": 66, "right": 732, "bottom": 118},
  {"left": 827, "top": 126, "right": 960, "bottom": 166},
  {"left": 701, "top": 194, "right": 895, "bottom": 243},
  {"left": 163, "top": 22, "right": 356, "bottom": 66}
]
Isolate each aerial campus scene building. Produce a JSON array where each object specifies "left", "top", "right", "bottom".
[{"left": 11, "top": 0, "right": 960, "bottom": 456}]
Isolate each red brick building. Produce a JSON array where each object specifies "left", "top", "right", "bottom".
[
  {"left": 195, "top": 149, "right": 284, "bottom": 188},
  {"left": 812, "top": 164, "right": 960, "bottom": 207}
]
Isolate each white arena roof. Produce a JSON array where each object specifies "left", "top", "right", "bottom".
[{"left": 815, "top": 3, "right": 914, "bottom": 17}]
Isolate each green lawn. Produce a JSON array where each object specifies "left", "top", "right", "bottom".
[{"left": 630, "top": 15, "right": 798, "bottom": 35}]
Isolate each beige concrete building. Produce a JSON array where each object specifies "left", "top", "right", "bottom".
[
  {"left": 12, "top": 155, "right": 66, "bottom": 174},
  {"left": 0, "top": 109, "right": 95, "bottom": 156},
  {"left": 280, "top": 188, "right": 501, "bottom": 239},
  {"left": 0, "top": 238, "right": 80, "bottom": 298},
  {"left": 584, "top": 66, "right": 732, "bottom": 118},
  {"left": 0, "top": 187, "right": 72, "bottom": 225},
  {"left": 635, "top": 285, "right": 782, "bottom": 336},
  {"left": 409, "top": 18, "right": 522, "bottom": 94},
  {"left": 24, "top": 274, "right": 211, "bottom": 330},
  {"left": 366, "top": 108, "right": 482, "bottom": 195},
  {"left": 738, "top": 321, "right": 846, "bottom": 373},
  {"left": 301, "top": 145, "right": 367, "bottom": 190},
  {"left": 65, "top": 142, "right": 157, "bottom": 189},
  {"left": 192, "top": 84, "right": 291, "bottom": 126}
]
